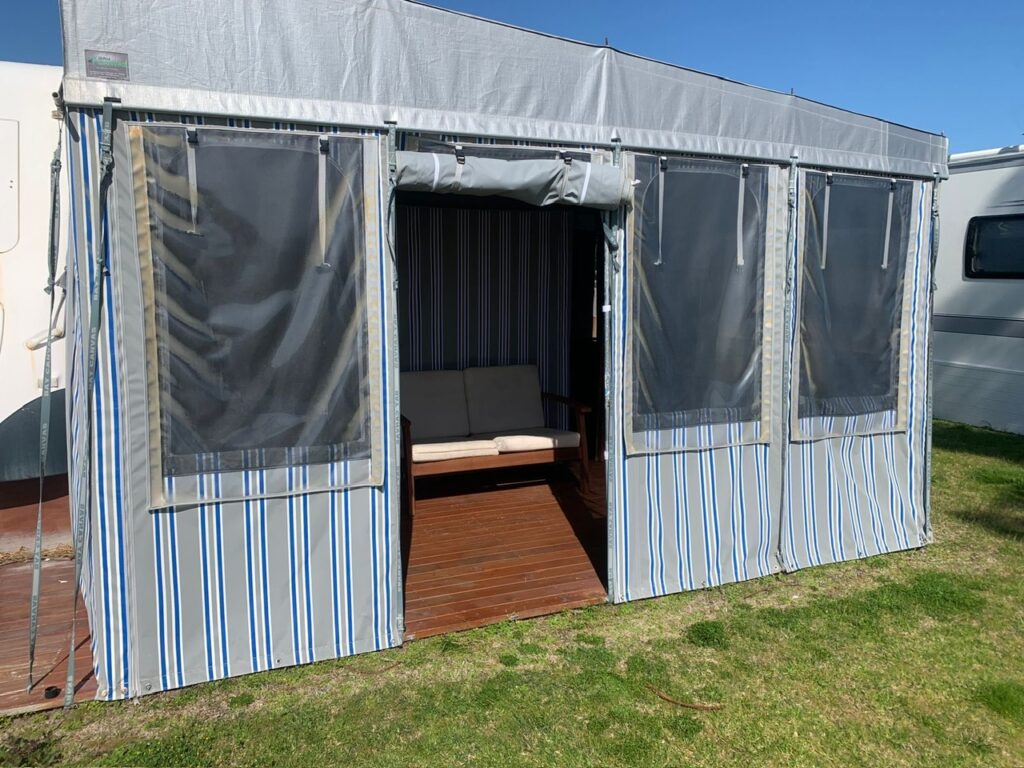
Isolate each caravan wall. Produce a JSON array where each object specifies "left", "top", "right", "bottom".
[{"left": 933, "top": 149, "right": 1024, "bottom": 434}]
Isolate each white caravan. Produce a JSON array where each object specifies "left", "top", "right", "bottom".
[
  {"left": 0, "top": 61, "right": 67, "bottom": 425},
  {"left": 934, "top": 145, "right": 1024, "bottom": 434}
]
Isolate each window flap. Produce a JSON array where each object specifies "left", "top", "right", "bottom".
[
  {"left": 128, "top": 125, "right": 385, "bottom": 507},
  {"left": 792, "top": 171, "right": 919, "bottom": 440},
  {"left": 624, "top": 155, "right": 774, "bottom": 455}
]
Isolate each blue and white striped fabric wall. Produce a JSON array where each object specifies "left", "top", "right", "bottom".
[
  {"left": 65, "top": 109, "right": 131, "bottom": 699},
  {"left": 608, "top": 164, "right": 934, "bottom": 603},
  {"left": 780, "top": 180, "right": 934, "bottom": 569},
  {"left": 395, "top": 203, "right": 574, "bottom": 427},
  {"left": 66, "top": 110, "right": 402, "bottom": 700},
  {"left": 608, "top": 162, "right": 789, "bottom": 602},
  {"left": 63, "top": 112, "right": 100, "bottom": 695}
]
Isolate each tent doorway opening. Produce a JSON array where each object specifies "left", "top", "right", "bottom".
[{"left": 395, "top": 192, "right": 608, "bottom": 639}]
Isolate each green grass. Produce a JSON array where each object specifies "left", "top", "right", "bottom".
[
  {"left": 2, "top": 421, "right": 1023, "bottom": 767},
  {"left": 975, "top": 681, "right": 1024, "bottom": 726},
  {"left": 686, "top": 620, "right": 729, "bottom": 649}
]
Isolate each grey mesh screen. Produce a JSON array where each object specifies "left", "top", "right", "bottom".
[
  {"left": 797, "top": 172, "right": 913, "bottom": 419},
  {"left": 138, "top": 127, "right": 371, "bottom": 475},
  {"left": 631, "top": 156, "right": 768, "bottom": 431}
]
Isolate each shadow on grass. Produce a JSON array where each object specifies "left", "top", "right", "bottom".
[
  {"left": 741, "top": 570, "right": 986, "bottom": 642},
  {"left": 933, "top": 421, "right": 1024, "bottom": 465},
  {"left": 952, "top": 508, "right": 1024, "bottom": 542},
  {"left": 951, "top": 464, "right": 1024, "bottom": 542},
  {"left": 975, "top": 680, "right": 1024, "bottom": 725},
  {"left": 0, "top": 733, "right": 62, "bottom": 767}
]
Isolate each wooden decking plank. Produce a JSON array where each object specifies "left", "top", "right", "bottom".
[
  {"left": 403, "top": 467, "right": 606, "bottom": 640},
  {"left": 0, "top": 557, "right": 97, "bottom": 714}
]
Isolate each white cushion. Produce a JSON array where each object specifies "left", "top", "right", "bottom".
[
  {"left": 411, "top": 438, "right": 499, "bottom": 463},
  {"left": 475, "top": 428, "right": 580, "bottom": 452},
  {"left": 463, "top": 364, "right": 545, "bottom": 435},
  {"left": 400, "top": 369, "right": 470, "bottom": 440}
]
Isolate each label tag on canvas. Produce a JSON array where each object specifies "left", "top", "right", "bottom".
[{"left": 85, "top": 50, "right": 130, "bottom": 81}]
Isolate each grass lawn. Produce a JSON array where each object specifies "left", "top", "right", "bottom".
[{"left": 2, "top": 421, "right": 1023, "bottom": 767}]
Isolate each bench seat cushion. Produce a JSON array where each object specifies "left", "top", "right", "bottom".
[
  {"left": 411, "top": 438, "right": 499, "bottom": 463},
  {"left": 401, "top": 369, "right": 470, "bottom": 440},
  {"left": 464, "top": 364, "right": 545, "bottom": 435},
  {"left": 475, "top": 428, "right": 580, "bottom": 452}
]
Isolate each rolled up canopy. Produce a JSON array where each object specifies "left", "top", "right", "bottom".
[{"left": 395, "top": 151, "right": 632, "bottom": 210}]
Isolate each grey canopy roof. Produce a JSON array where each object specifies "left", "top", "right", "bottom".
[{"left": 60, "top": 0, "right": 947, "bottom": 178}]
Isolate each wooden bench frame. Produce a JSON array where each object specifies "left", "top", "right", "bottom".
[{"left": 401, "top": 392, "right": 591, "bottom": 516}]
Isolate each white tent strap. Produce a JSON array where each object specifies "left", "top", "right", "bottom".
[
  {"left": 453, "top": 156, "right": 465, "bottom": 191},
  {"left": 820, "top": 174, "right": 832, "bottom": 269},
  {"left": 185, "top": 128, "right": 199, "bottom": 233},
  {"left": 318, "top": 135, "right": 328, "bottom": 265},
  {"left": 655, "top": 157, "right": 666, "bottom": 265},
  {"left": 736, "top": 164, "right": 748, "bottom": 267},
  {"left": 580, "top": 161, "right": 592, "bottom": 205},
  {"left": 881, "top": 180, "right": 895, "bottom": 269}
]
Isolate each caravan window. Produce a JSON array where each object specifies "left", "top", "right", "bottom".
[
  {"left": 631, "top": 156, "right": 768, "bottom": 434},
  {"left": 133, "top": 127, "right": 372, "bottom": 476},
  {"left": 965, "top": 214, "right": 1024, "bottom": 279},
  {"left": 797, "top": 172, "right": 914, "bottom": 421}
]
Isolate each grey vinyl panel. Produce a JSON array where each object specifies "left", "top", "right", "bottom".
[{"left": 61, "top": 0, "right": 946, "bottom": 177}]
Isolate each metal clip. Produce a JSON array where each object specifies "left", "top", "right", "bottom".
[
  {"left": 186, "top": 127, "right": 198, "bottom": 145},
  {"left": 319, "top": 135, "right": 330, "bottom": 154}
]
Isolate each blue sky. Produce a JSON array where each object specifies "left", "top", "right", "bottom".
[{"left": 3, "top": 0, "right": 1021, "bottom": 153}]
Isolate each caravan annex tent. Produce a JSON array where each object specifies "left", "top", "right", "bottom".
[{"left": 54, "top": 0, "right": 948, "bottom": 700}]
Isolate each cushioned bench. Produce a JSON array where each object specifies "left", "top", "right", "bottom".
[{"left": 400, "top": 365, "right": 590, "bottom": 514}]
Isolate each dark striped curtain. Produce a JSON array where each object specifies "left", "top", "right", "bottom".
[{"left": 396, "top": 203, "right": 575, "bottom": 428}]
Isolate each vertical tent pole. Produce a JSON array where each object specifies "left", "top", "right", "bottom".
[
  {"left": 923, "top": 172, "right": 941, "bottom": 539},
  {"left": 384, "top": 119, "right": 404, "bottom": 637},
  {"left": 65, "top": 96, "right": 118, "bottom": 709},
  {"left": 776, "top": 152, "right": 799, "bottom": 570},
  {"left": 604, "top": 133, "right": 622, "bottom": 603},
  {"left": 385, "top": 120, "right": 399, "bottom": 289},
  {"left": 27, "top": 106, "right": 64, "bottom": 691}
]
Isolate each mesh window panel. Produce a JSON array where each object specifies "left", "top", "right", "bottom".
[
  {"left": 631, "top": 156, "right": 768, "bottom": 432},
  {"left": 797, "top": 172, "right": 913, "bottom": 419},
  {"left": 138, "top": 127, "right": 371, "bottom": 475}
]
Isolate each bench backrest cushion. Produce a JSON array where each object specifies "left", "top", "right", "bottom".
[
  {"left": 464, "top": 364, "right": 546, "bottom": 435},
  {"left": 400, "top": 369, "right": 470, "bottom": 440}
]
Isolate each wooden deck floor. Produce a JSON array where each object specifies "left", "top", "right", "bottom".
[
  {"left": 403, "top": 466, "right": 607, "bottom": 640},
  {"left": 0, "top": 469, "right": 606, "bottom": 712},
  {"left": 0, "top": 558, "right": 96, "bottom": 715}
]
